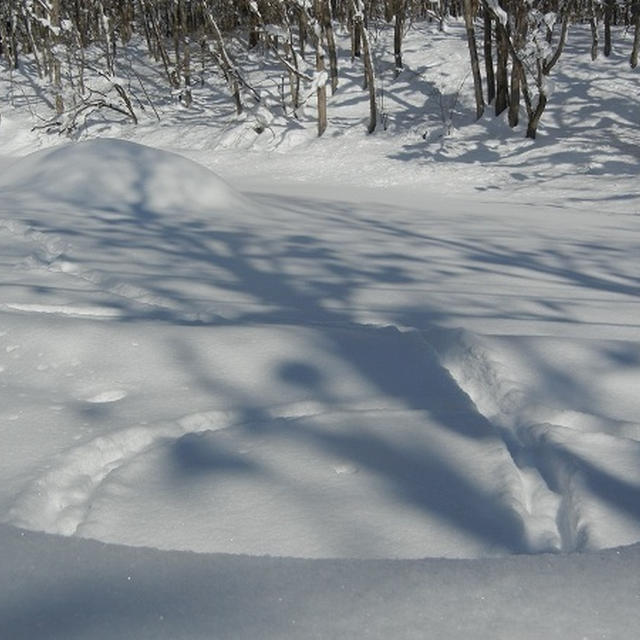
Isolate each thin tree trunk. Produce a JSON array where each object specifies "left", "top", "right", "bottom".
[
  {"left": 316, "top": 46, "right": 328, "bottom": 137},
  {"left": 361, "top": 15, "right": 376, "bottom": 132},
  {"left": 495, "top": 20, "right": 509, "bottom": 116},
  {"left": 180, "top": 0, "right": 192, "bottom": 106},
  {"left": 352, "top": 0, "right": 376, "bottom": 133},
  {"left": 590, "top": 0, "right": 599, "bottom": 61},
  {"left": 299, "top": 10, "right": 307, "bottom": 58},
  {"left": 508, "top": 59, "right": 520, "bottom": 127},
  {"left": 508, "top": 1, "right": 527, "bottom": 128},
  {"left": 483, "top": 9, "right": 495, "bottom": 104},
  {"left": 308, "top": 2, "right": 328, "bottom": 136},
  {"left": 631, "top": 0, "right": 640, "bottom": 67},
  {"left": 248, "top": 11, "right": 260, "bottom": 49},
  {"left": 351, "top": 3, "right": 362, "bottom": 59},
  {"left": 526, "top": 93, "right": 547, "bottom": 139},
  {"left": 463, "top": 0, "right": 484, "bottom": 120},
  {"left": 604, "top": 0, "right": 614, "bottom": 56},
  {"left": 321, "top": 0, "right": 339, "bottom": 94},
  {"left": 48, "top": 0, "right": 64, "bottom": 115},
  {"left": 393, "top": 0, "right": 405, "bottom": 74}
]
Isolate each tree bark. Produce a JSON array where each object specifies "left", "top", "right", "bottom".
[
  {"left": 50, "top": 0, "right": 64, "bottom": 115},
  {"left": 352, "top": 0, "right": 376, "bottom": 133},
  {"left": 310, "top": 1, "right": 328, "bottom": 136},
  {"left": 604, "top": 0, "right": 614, "bottom": 56},
  {"left": 631, "top": 0, "right": 640, "bottom": 68},
  {"left": 508, "top": 1, "right": 527, "bottom": 128},
  {"left": 589, "top": 0, "right": 599, "bottom": 61},
  {"left": 483, "top": 9, "right": 495, "bottom": 104},
  {"left": 393, "top": 0, "right": 405, "bottom": 74},
  {"left": 463, "top": 0, "right": 484, "bottom": 120},
  {"left": 508, "top": 59, "right": 520, "bottom": 127},
  {"left": 321, "top": 0, "right": 339, "bottom": 94},
  {"left": 526, "top": 93, "right": 546, "bottom": 139},
  {"left": 495, "top": 20, "right": 509, "bottom": 116}
]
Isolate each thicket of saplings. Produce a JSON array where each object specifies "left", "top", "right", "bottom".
[{"left": 0, "top": 1, "right": 637, "bottom": 139}]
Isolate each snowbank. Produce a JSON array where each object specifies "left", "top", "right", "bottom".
[{"left": 0, "top": 138, "right": 247, "bottom": 216}]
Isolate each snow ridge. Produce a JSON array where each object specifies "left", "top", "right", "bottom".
[
  {"left": 427, "top": 328, "right": 640, "bottom": 552},
  {"left": 5, "top": 411, "right": 239, "bottom": 536},
  {"left": 5, "top": 401, "right": 401, "bottom": 539}
]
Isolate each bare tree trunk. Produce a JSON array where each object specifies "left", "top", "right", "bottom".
[
  {"left": 298, "top": 9, "right": 307, "bottom": 58},
  {"left": 495, "top": 20, "right": 509, "bottom": 116},
  {"left": 604, "top": 0, "right": 614, "bottom": 56},
  {"left": 631, "top": 0, "right": 640, "bottom": 68},
  {"left": 526, "top": 92, "right": 546, "bottom": 139},
  {"left": 351, "top": 3, "right": 362, "bottom": 59},
  {"left": 315, "top": 43, "right": 328, "bottom": 137},
  {"left": 248, "top": 11, "right": 260, "bottom": 49},
  {"left": 278, "top": 4, "right": 302, "bottom": 114},
  {"left": 589, "top": 0, "right": 599, "bottom": 60},
  {"left": 463, "top": 0, "right": 484, "bottom": 119},
  {"left": 307, "top": 1, "right": 328, "bottom": 136},
  {"left": 179, "top": 0, "right": 192, "bottom": 106},
  {"left": 352, "top": 0, "right": 376, "bottom": 133},
  {"left": 393, "top": 0, "right": 406, "bottom": 74},
  {"left": 483, "top": 9, "right": 495, "bottom": 104},
  {"left": 50, "top": 0, "right": 64, "bottom": 115},
  {"left": 508, "top": 59, "right": 520, "bottom": 127},
  {"left": 361, "top": 14, "right": 376, "bottom": 132},
  {"left": 508, "top": 1, "right": 527, "bottom": 128},
  {"left": 321, "top": 0, "right": 339, "bottom": 94},
  {"left": 0, "top": 1, "right": 19, "bottom": 70}
]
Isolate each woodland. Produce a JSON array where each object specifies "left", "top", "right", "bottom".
[{"left": 1, "top": 1, "right": 639, "bottom": 140}]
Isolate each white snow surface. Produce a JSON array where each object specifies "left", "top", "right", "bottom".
[{"left": 1, "top": 22, "right": 640, "bottom": 639}]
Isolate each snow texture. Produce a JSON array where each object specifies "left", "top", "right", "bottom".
[{"left": 1, "top": 21, "right": 640, "bottom": 639}]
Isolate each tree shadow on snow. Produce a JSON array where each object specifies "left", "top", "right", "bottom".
[{"left": 5, "top": 139, "right": 640, "bottom": 558}]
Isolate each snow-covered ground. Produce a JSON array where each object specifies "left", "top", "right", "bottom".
[{"left": 1, "top": 21, "right": 639, "bottom": 639}]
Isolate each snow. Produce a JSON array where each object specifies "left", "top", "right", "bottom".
[
  {"left": 2, "top": 522, "right": 639, "bottom": 640},
  {"left": 0, "top": 138, "right": 246, "bottom": 214},
  {"left": 1, "top": 20, "right": 640, "bottom": 639}
]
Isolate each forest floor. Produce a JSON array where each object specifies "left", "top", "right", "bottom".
[{"left": 0, "top": 20, "right": 639, "bottom": 640}]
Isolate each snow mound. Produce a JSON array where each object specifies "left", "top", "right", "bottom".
[{"left": 0, "top": 139, "right": 247, "bottom": 215}]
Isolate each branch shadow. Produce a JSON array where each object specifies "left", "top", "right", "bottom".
[{"left": 2, "top": 139, "right": 639, "bottom": 559}]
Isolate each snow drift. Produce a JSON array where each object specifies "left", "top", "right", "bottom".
[{"left": 0, "top": 138, "right": 247, "bottom": 215}]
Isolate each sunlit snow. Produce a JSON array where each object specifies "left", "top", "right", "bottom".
[{"left": 1, "top": 20, "right": 639, "bottom": 640}]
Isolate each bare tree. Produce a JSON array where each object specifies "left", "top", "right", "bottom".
[
  {"left": 630, "top": 0, "right": 640, "bottom": 67},
  {"left": 352, "top": 0, "right": 377, "bottom": 133},
  {"left": 463, "top": 0, "right": 484, "bottom": 119}
]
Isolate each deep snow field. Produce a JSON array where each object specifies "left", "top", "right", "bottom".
[{"left": 1, "top": 20, "right": 640, "bottom": 640}]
